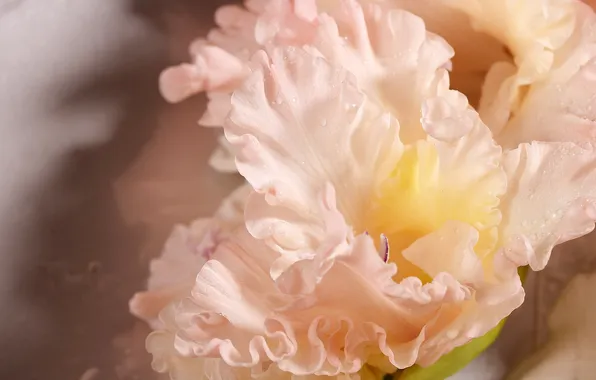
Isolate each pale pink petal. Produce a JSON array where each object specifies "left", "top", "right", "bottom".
[
  {"left": 225, "top": 46, "right": 402, "bottom": 253},
  {"left": 160, "top": 0, "right": 323, "bottom": 127},
  {"left": 147, "top": 305, "right": 252, "bottom": 380},
  {"left": 255, "top": 0, "right": 319, "bottom": 45},
  {"left": 158, "top": 186, "right": 520, "bottom": 376},
  {"left": 215, "top": 184, "right": 253, "bottom": 229},
  {"left": 209, "top": 136, "right": 239, "bottom": 173},
  {"left": 159, "top": 45, "right": 249, "bottom": 104},
  {"left": 129, "top": 219, "right": 218, "bottom": 328},
  {"left": 159, "top": 64, "right": 204, "bottom": 104},
  {"left": 420, "top": 71, "right": 476, "bottom": 142},
  {"left": 147, "top": 309, "right": 373, "bottom": 380},
  {"left": 309, "top": 0, "right": 454, "bottom": 143},
  {"left": 500, "top": 142, "right": 596, "bottom": 270},
  {"left": 200, "top": 92, "right": 234, "bottom": 127},
  {"left": 129, "top": 185, "right": 251, "bottom": 328}
]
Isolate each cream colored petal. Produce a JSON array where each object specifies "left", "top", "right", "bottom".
[
  {"left": 496, "top": 5, "right": 596, "bottom": 148},
  {"left": 507, "top": 273, "right": 596, "bottom": 380},
  {"left": 402, "top": 221, "right": 484, "bottom": 284}
]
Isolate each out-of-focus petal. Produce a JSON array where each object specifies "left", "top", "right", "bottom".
[
  {"left": 129, "top": 185, "right": 251, "bottom": 328},
  {"left": 255, "top": 0, "right": 319, "bottom": 45},
  {"left": 159, "top": 45, "right": 249, "bottom": 104},
  {"left": 444, "top": 0, "right": 577, "bottom": 133},
  {"left": 160, "top": 0, "right": 322, "bottom": 128},
  {"left": 208, "top": 136, "right": 238, "bottom": 173},
  {"left": 507, "top": 273, "right": 596, "bottom": 380},
  {"left": 495, "top": 2, "right": 596, "bottom": 148}
]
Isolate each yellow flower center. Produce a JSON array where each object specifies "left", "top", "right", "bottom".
[{"left": 364, "top": 140, "right": 501, "bottom": 282}]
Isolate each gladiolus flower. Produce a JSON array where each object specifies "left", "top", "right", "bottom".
[
  {"left": 143, "top": 3, "right": 596, "bottom": 378},
  {"left": 159, "top": 0, "right": 322, "bottom": 172},
  {"left": 129, "top": 185, "right": 250, "bottom": 328},
  {"left": 161, "top": 0, "right": 596, "bottom": 172},
  {"left": 139, "top": 0, "right": 596, "bottom": 379}
]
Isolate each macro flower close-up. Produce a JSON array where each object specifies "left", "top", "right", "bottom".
[
  {"left": 7, "top": 0, "right": 596, "bottom": 379},
  {"left": 123, "top": 1, "right": 596, "bottom": 379},
  {"left": 160, "top": 0, "right": 596, "bottom": 171}
]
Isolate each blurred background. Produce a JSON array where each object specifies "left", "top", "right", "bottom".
[{"left": 1, "top": 1, "right": 596, "bottom": 379}]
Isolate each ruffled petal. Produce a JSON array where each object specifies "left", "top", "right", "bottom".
[
  {"left": 310, "top": 0, "right": 454, "bottom": 143},
  {"left": 148, "top": 310, "right": 376, "bottom": 380},
  {"left": 159, "top": 45, "right": 249, "bottom": 104},
  {"left": 209, "top": 136, "right": 239, "bottom": 173},
  {"left": 160, "top": 0, "right": 322, "bottom": 128},
  {"left": 226, "top": 46, "right": 402, "bottom": 252},
  {"left": 500, "top": 142, "right": 596, "bottom": 270},
  {"left": 366, "top": 101, "right": 506, "bottom": 275},
  {"left": 147, "top": 305, "right": 252, "bottom": 380},
  {"left": 156, "top": 186, "right": 521, "bottom": 376},
  {"left": 495, "top": 4, "right": 596, "bottom": 148},
  {"left": 255, "top": 0, "right": 319, "bottom": 45},
  {"left": 129, "top": 219, "right": 219, "bottom": 328},
  {"left": 129, "top": 185, "right": 251, "bottom": 328},
  {"left": 444, "top": 0, "right": 577, "bottom": 133}
]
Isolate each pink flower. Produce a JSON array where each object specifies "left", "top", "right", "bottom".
[
  {"left": 143, "top": 1, "right": 596, "bottom": 379},
  {"left": 159, "top": 0, "right": 321, "bottom": 173},
  {"left": 129, "top": 185, "right": 250, "bottom": 328}
]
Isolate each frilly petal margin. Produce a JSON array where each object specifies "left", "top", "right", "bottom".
[
  {"left": 159, "top": 0, "right": 322, "bottom": 127},
  {"left": 307, "top": 0, "right": 455, "bottom": 144},
  {"left": 129, "top": 185, "right": 251, "bottom": 328},
  {"left": 156, "top": 186, "right": 523, "bottom": 377},
  {"left": 148, "top": 305, "right": 386, "bottom": 379},
  {"left": 225, "top": 44, "right": 402, "bottom": 255}
]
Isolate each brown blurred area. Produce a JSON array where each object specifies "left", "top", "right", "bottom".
[
  {"left": 1, "top": 1, "right": 596, "bottom": 380},
  {"left": 0, "top": 1, "right": 239, "bottom": 379}
]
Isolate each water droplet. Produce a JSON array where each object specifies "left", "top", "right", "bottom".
[{"left": 344, "top": 103, "right": 358, "bottom": 111}]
